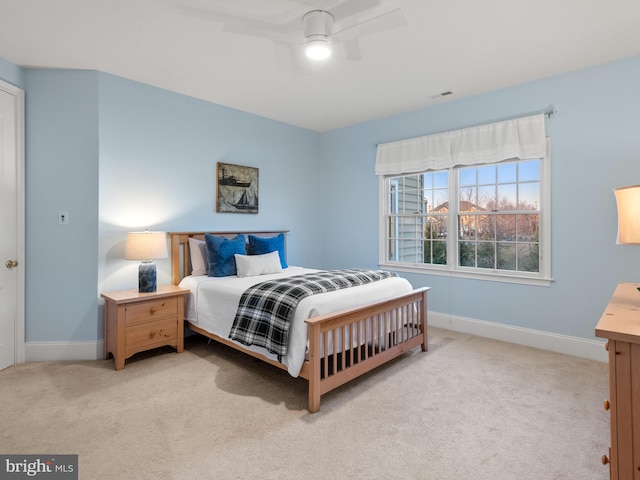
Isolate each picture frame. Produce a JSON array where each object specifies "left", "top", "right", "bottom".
[{"left": 216, "top": 162, "right": 259, "bottom": 214}]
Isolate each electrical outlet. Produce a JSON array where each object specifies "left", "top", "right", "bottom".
[{"left": 58, "top": 211, "right": 69, "bottom": 225}]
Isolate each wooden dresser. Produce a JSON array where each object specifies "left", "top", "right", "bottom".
[
  {"left": 102, "top": 285, "right": 189, "bottom": 370},
  {"left": 595, "top": 282, "right": 640, "bottom": 479}
]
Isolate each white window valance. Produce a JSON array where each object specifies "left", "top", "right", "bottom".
[{"left": 375, "top": 113, "right": 546, "bottom": 175}]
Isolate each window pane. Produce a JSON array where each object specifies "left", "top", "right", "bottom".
[
  {"left": 478, "top": 185, "right": 496, "bottom": 210},
  {"left": 398, "top": 239, "right": 420, "bottom": 263},
  {"left": 459, "top": 186, "right": 477, "bottom": 208},
  {"left": 496, "top": 214, "right": 516, "bottom": 240},
  {"left": 423, "top": 240, "right": 432, "bottom": 264},
  {"left": 432, "top": 241, "right": 447, "bottom": 264},
  {"left": 425, "top": 240, "right": 447, "bottom": 265},
  {"left": 498, "top": 163, "right": 516, "bottom": 183},
  {"left": 517, "top": 243, "right": 539, "bottom": 272},
  {"left": 459, "top": 168, "right": 476, "bottom": 187},
  {"left": 519, "top": 160, "right": 540, "bottom": 182},
  {"left": 477, "top": 242, "right": 495, "bottom": 269},
  {"left": 477, "top": 165, "right": 496, "bottom": 185},
  {"left": 518, "top": 182, "right": 539, "bottom": 209},
  {"left": 426, "top": 215, "right": 447, "bottom": 239},
  {"left": 477, "top": 214, "right": 495, "bottom": 240},
  {"left": 424, "top": 172, "right": 434, "bottom": 187},
  {"left": 516, "top": 214, "right": 539, "bottom": 241},
  {"left": 497, "top": 243, "right": 516, "bottom": 270},
  {"left": 459, "top": 215, "right": 476, "bottom": 240},
  {"left": 425, "top": 218, "right": 437, "bottom": 239},
  {"left": 405, "top": 217, "right": 424, "bottom": 239},
  {"left": 459, "top": 242, "right": 475, "bottom": 267},
  {"left": 433, "top": 188, "right": 448, "bottom": 211},
  {"left": 434, "top": 171, "right": 448, "bottom": 188},
  {"left": 403, "top": 174, "right": 420, "bottom": 189},
  {"left": 497, "top": 184, "right": 517, "bottom": 211}
]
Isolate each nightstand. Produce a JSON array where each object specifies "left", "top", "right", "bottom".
[{"left": 101, "top": 285, "right": 190, "bottom": 370}]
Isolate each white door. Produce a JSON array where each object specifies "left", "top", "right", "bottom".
[{"left": 0, "top": 81, "right": 25, "bottom": 370}]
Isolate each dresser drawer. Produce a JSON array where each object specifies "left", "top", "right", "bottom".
[
  {"left": 126, "top": 317, "right": 178, "bottom": 352},
  {"left": 125, "top": 297, "right": 177, "bottom": 325}
]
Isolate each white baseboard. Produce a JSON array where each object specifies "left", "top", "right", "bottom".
[
  {"left": 429, "top": 311, "right": 608, "bottom": 363},
  {"left": 25, "top": 340, "right": 104, "bottom": 362},
  {"left": 22, "top": 315, "right": 607, "bottom": 364}
]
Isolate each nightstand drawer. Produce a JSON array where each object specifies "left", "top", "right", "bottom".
[
  {"left": 125, "top": 297, "right": 177, "bottom": 325},
  {"left": 126, "top": 317, "right": 178, "bottom": 351}
]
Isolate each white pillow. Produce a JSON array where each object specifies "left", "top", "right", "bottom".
[
  {"left": 235, "top": 251, "right": 283, "bottom": 278},
  {"left": 189, "top": 237, "right": 208, "bottom": 276}
]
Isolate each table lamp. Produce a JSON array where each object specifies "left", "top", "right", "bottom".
[
  {"left": 124, "top": 231, "right": 168, "bottom": 292},
  {"left": 614, "top": 185, "right": 640, "bottom": 245}
]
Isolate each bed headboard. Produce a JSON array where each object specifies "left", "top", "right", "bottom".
[{"left": 167, "top": 230, "right": 290, "bottom": 285}]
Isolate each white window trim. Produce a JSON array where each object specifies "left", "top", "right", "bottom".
[{"left": 378, "top": 139, "right": 553, "bottom": 287}]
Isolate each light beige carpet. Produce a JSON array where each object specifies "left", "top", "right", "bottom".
[{"left": 0, "top": 327, "right": 610, "bottom": 480}]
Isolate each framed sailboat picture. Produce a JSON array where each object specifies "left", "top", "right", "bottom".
[{"left": 216, "top": 162, "right": 259, "bottom": 214}]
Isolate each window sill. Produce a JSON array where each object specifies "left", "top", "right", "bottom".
[{"left": 378, "top": 262, "right": 553, "bottom": 287}]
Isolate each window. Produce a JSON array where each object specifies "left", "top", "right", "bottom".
[
  {"left": 376, "top": 113, "right": 551, "bottom": 285},
  {"left": 380, "top": 150, "right": 551, "bottom": 286}
]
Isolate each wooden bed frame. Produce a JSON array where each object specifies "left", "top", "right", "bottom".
[{"left": 169, "top": 231, "right": 429, "bottom": 413}]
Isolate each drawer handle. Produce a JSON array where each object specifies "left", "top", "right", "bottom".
[
  {"left": 149, "top": 330, "right": 157, "bottom": 338},
  {"left": 601, "top": 454, "right": 609, "bottom": 465},
  {"left": 605, "top": 340, "right": 609, "bottom": 352},
  {"left": 149, "top": 307, "right": 157, "bottom": 315},
  {"left": 604, "top": 400, "right": 610, "bottom": 411}
]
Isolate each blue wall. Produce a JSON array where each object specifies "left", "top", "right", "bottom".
[
  {"left": 96, "top": 73, "right": 324, "bottom": 336},
  {"left": 0, "top": 56, "right": 24, "bottom": 88},
  {"left": 2, "top": 53, "right": 640, "bottom": 350},
  {"left": 24, "top": 70, "right": 100, "bottom": 342},
  {"left": 321, "top": 55, "right": 640, "bottom": 340}
]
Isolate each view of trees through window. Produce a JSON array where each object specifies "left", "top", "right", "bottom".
[
  {"left": 387, "top": 159, "right": 541, "bottom": 274},
  {"left": 456, "top": 160, "right": 540, "bottom": 272}
]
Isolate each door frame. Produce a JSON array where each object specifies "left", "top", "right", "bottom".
[{"left": 1, "top": 79, "right": 25, "bottom": 364}]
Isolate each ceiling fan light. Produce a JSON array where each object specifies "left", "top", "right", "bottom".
[{"left": 305, "top": 39, "right": 331, "bottom": 60}]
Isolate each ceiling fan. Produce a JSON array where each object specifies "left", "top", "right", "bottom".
[{"left": 182, "top": 0, "right": 407, "bottom": 63}]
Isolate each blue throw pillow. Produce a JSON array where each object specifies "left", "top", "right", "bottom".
[
  {"left": 205, "top": 234, "right": 246, "bottom": 277},
  {"left": 247, "top": 233, "right": 288, "bottom": 269}
]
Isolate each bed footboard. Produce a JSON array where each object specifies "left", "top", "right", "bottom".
[{"left": 304, "top": 287, "right": 428, "bottom": 413}]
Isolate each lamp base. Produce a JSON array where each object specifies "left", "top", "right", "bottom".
[{"left": 138, "top": 261, "right": 157, "bottom": 293}]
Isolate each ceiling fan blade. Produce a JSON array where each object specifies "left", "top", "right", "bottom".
[
  {"left": 177, "top": 4, "right": 229, "bottom": 23},
  {"left": 331, "top": 8, "right": 406, "bottom": 42},
  {"left": 223, "top": 23, "right": 296, "bottom": 44},
  {"left": 287, "top": 0, "right": 330, "bottom": 6},
  {"left": 342, "top": 38, "right": 362, "bottom": 61},
  {"left": 331, "top": 0, "right": 381, "bottom": 20},
  {"left": 178, "top": 4, "right": 300, "bottom": 38}
]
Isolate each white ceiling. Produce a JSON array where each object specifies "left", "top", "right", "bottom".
[{"left": 1, "top": 0, "right": 639, "bottom": 132}]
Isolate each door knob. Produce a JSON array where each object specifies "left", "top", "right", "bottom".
[{"left": 5, "top": 260, "right": 18, "bottom": 268}]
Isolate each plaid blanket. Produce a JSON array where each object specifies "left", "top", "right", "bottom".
[{"left": 228, "top": 268, "right": 397, "bottom": 356}]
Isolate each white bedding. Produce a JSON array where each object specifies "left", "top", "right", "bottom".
[{"left": 179, "top": 266, "right": 414, "bottom": 377}]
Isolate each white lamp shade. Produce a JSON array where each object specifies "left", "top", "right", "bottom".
[
  {"left": 614, "top": 185, "right": 640, "bottom": 245},
  {"left": 124, "top": 231, "right": 168, "bottom": 260}
]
